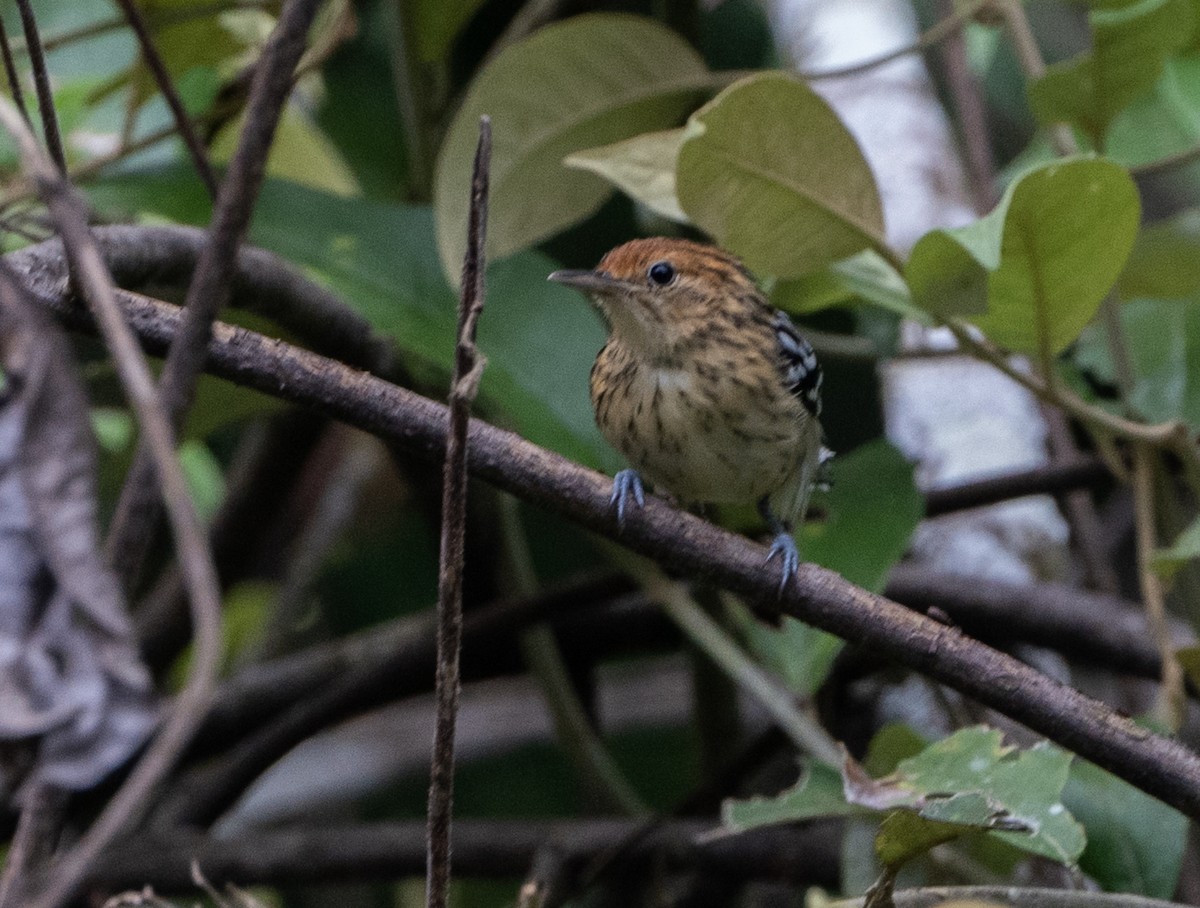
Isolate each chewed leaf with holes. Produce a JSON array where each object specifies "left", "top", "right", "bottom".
[
  {"left": 906, "top": 158, "right": 1139, "bottom": 357},
  {"left": 722, "top": 726, "right": 1084, "bottom": 869},
  {"left": 857, "top": 726, "right": 1085, "bottom": 864}
]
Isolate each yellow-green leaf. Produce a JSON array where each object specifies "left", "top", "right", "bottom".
[
  {"left": 675, "top": 71, "right": 885, "bottom": 278},
  {"left": 433, "top": 13, "right": 711, "bottom": 282},
  {"left": 906, "top": 158, "right": 1140, "bottom": 356},
  {"left": 564, "top": 128, "right": 688, "bottom": 223}
]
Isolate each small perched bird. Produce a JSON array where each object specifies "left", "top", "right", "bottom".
[{"left": 549, "top": 237, "right": 825, "bottom": 588}]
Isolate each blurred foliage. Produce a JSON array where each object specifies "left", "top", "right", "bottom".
[{"left": 9, "top": 0, "right": 1200, "bottom": 904}]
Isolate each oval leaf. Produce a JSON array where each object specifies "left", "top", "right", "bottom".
[
  {"left": 564, "top": 128, "right": 688, "bottom": 222},
  {"left": 433, "top": 13, "right": 710, "bottom": 281},
  {"left": 906, "top": 158, "right": 1140, "bottom": 356},
  {"left": 1028, "top": 0, "right": 1193, "bottom": 146},
  {"left": 675, "top": 71, "right": 885, "bottom": 278}
]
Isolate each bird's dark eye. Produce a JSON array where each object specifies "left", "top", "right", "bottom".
[{"left": 648, "top": 261, "right": 675, "bottom": 286}]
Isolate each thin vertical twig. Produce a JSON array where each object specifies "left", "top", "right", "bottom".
[
  {"left": 426, "top": 115, "right": 492, "bottom": 908},
  {"left": 13, "top": 0, "right": 65, "bottom": 174},
  {"left": 1132, "top": 444, "right": 1187, "bottom": 731},
  {"left": 0, "top": 97, "right": 223, "bottom": 908},
  {"left": 104, "top": 0, "right": 323, "bottom": 589},
  {"left": 499, "top": 494, "right": 649, "bottom": 816},
  {"left": 112, "top": 0, "right": 219, "bottom": 199},
  {"left": 0, "top": 14, "right": 30, "bottom": 127},
  {"left": 0, "top": 784, "right": 65, "bottom": 908},
  {"left": 933, "top": 0, "right": 997, "bottom": 212}
]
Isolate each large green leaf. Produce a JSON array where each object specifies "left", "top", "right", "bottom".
[
  {"left": 723, "top": 760, "right": 852, "bottom": 830},
  {"left": 1029, "top": 0, "right": 1194, "bottom": 146},
  {"left": 411, "top": 0, "right": 487, "bottom": 62},
  {"left": 210, "top": 106, "right": 361, "bottom": 198},
  {"left": 737, "top": 440, "right": 921, "bottom": 698},
  {"left": 1105, "top": 55, "right": 1200, "bottom": 166},
  {"left": 723, "top": 726, "right": 1085, "bottom": 868},
  {"left": 564, "top": 128, "right": 688, "bottom": 222},
  {"left": 433, "top": 13, "right": 711, "bottom": 281},
  {"left": 906, "top": 158, "right": 1140, "bottom": 356},
  {"left": 1076, "top": 296, "right": 1200, "bottom": 431},
  {"left": 1065, "top": 759, "right": 1186, "bottom": 898},
  {"left": 801, "top": 440, "right": 921, "bottom": 594},
  {"left": 675, "top": 72, "right": 884, "bottom": 279},
  {"left": 87, "top": 170, "right": 614, "bottom": 468}
]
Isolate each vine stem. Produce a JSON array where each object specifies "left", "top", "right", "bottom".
[{"left": 1131, "top": 445, "right": 1187, "bottom": 730}]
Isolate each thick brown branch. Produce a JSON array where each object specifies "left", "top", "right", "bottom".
[
  {"left": 89, "top": 819, "right": 840, "bottom": 892},
  {"left": 29, "top": 285, "right": 1200, "bottom": 820}
]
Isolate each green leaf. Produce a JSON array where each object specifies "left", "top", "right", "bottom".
[
  {"left": 182, "top": 374, "right": 283, "bottom": 441},
  {"left": 739, "top": 441, "right": 921, "bottom": 698},
  {"left": 1077, "top": 296, "right": 1200, "bottom": 432},
  {"left": 210, "top": 106, "right": 362, "bottom": 198},
  {"left": 906, "top": 158, "right": 1140, "bottom": 356},
  {"left": 179, "top": 439, "right": 225, "bottom": 523},
  {"left": 1028, "top": 0, "right": 1194, "bottom": 146},
  {"left": 123, "top": 2, "right": 273, "bottom": 113},
  {"left": 870, "top": 727, "right": 1085, "bottom": 865},
  {"left": 1105, "top": 55, "right": 1200, "bottom": 166},
  {"left": 1064, "top": 759, "right": 1186, "bottom": 898},
  {"left": 564, "top": 128, "right": 688, "bottom": 222},
  {"left": 433, "top": 13, "right": 711, "bottom": 281},
  {"left": 801, "top": 440, "right": 922, "bottom": 593},
  {"left": 88, "top": 170, "right": 614, "bottom": 468},
  {"left": 723, "top": 726, "right": 1083, "bottom": 868},
  {"left": 676, "top": 72, "right": 886, "bottom": 278},
  {"left": 722, "top": 760, "right": 853, "bottom": 831},
  {"left": 739, "top": 614, "right": 843, "bottom": 698},
  {"left": 874, "top": 803, "right": 984, "bottom": 867},
  {"left": 1177, "top": 645, "right": 1200, "bottom": 687},
  {"left": 771, "top": 251, "right": 929, "bottom": 322},
  {"left": 410, "top": 0, "right": 487, "bottom": 62},
  {"left": 1118, "top": 213, "right": 1200, "bottom": 300},
  {"left": 1153, "top": 514, "right": 1200, "bottom": 578}
]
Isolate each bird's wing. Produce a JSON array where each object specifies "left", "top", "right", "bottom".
[{"left": 772, "top": 310, "right": 822, "bottom": 418}]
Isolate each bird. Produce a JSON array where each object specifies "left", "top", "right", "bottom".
[{"left": 548, "top": 237, "right": 825, "bottom": 589}]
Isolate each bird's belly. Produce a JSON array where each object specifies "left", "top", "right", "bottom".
[{"left": 598, "top": 370, "right": 805, "bottom": 505}]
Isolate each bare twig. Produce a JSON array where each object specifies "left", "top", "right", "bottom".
[
  {"left": 799, "top": 0, "right": 988, "bottom": 82},
  {"left": 13, "top": 0, "right": 64, "bottom": 174},
  {"left": 29, "top": 285, "right": 1200, "bottom": 819},
  {"left": 0, "top": 98, "right": 223, "bottom": 908},
  {"left": 427, "top": 115, "right": 492, "bottom": 908},
  {"left": 923, "top": 457, "right": 1109, "bottom": 517},
  {"left": 500, "top": 496, "right": 649, "bottom": 816},
  {"left": 105, "top": 0, "right": 324, "bottom": 590},
  {"left": 1132, "top": 444, "right": 1187, "bottom": 729},
  {"left": 932, "top": 0, "right": 997, "bottom": 212},
  {"left": 112, "top": 0, "right": 218, "bottom": 199},
  {"left": 90, "top": 819, "right": 841, "bottom": 891},
  {"left": 0, "top": 784, "right": 66, "bottom": 908},
  {"left": 0, "top": 14, "right": 30, "bottom": 127}
]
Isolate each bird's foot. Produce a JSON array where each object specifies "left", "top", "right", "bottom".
[
  {"left": 765, "top": 530, "right": 800, "bottom": 594},
  {"left": 611, "top": 469, "right": 645, "bottom": 527}
]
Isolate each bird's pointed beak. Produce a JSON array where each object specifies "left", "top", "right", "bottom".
[{"left": 547, "top": 269, "right": 626, "bottom": 294}]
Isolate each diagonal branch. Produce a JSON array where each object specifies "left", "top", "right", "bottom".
[
  {"left": 111, "top": 0, "right": 219, "bottom": 199},
  {"left": 26, "top": 281, "right": 1200, "bottom": 821},
  {"left": 104, "top": 0, "right": 324, "bottom": 590}
]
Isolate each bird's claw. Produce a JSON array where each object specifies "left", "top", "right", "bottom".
[
  {"left": 611, "top": 469, "right": 645, "bottom": 526},
  {"left": 765, "top": 530, "right": 800, "bottom": 594}
]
